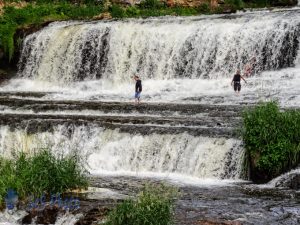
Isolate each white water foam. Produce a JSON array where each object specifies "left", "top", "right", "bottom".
[
  {"left": 2, "top": 65, "right": 300, "bottom": 106},
  {"left": 18, "top": 11, "right": 300, "bottom": 83},
  {"left": 0, "top": 126, "right": 244, "bottom": 181},
  {"left": 0, "top": 10, "right": 298, "bottom": 106}
]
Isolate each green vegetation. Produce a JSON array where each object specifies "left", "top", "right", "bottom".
[
  {"left": 105, "top": 184, "right": 178, "bottom": 225},
  {"left": 0, "top": 149, "right": 88, "bottom": 206},
  {"left": 0, "top": 2, "right": 104, "bottom": 61},
  {"left": 242, "top": 102, "right": 300, "bottom": 182},
  {"left": 109, "top": 4, "right": 202, "bottom": 19}
]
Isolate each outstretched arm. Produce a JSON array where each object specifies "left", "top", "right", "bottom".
[{"left": 241, "top": 75, "right": 247, "bottom": 83}]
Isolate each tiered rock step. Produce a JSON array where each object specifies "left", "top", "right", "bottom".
[{"left": 0, "top": 97, "right": 245, "bottom": 137}]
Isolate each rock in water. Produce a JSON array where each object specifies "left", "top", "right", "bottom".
[
  {"left": 0, "top": 69, "right": 7, "bottom": 77},
  {"left": 269, "top": 169, "right": 300, "bottom": 190},
  {"left": 196, "top": 219, "right": 242, "bottom": 225}
]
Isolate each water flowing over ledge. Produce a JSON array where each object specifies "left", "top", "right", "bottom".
[
  {"left": 18, "top": 10, "right": 300, "bottom": 84},
  {"left": 0, "top": 102, "right": 245, "bottom": 181},
  {"left": 0, "top": 8, "right": 300, "bottom": 225}
]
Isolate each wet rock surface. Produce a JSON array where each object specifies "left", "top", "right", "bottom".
[
  {"left": 0, "top": 97, "right": 298, "bottom": 224},
  {"left": 74, "top": 207, "right": 110, "bottom": 225},
  {"left": 275, "top": 174, "right": 300, "bottom": 190},
  {"left": 88, "top": 176, "right": 300, "bottom": 225},
  {"left": 0, "top": 97, "right": 245, "bottom": 114},
  {"left": 20, "top": 201, "right": 112, "bottom": 225},
  {"left": 12, "top": 177, "right": 300, "bottom": 225},
  {"left": 270, "top": 169, "right": 300, "bottom": 190},
  {"left": 0, "top": 69, "right": 15, "bottom": 83},
  {"left": 282, "top": 174, "right": 300, "bottom": 189},
  {"left": 18, "top": 189, "right": 124, "bottom": 225},
  {"left": 0, "top": 98, "right": 243, "bottom": 137},
  {"left": 194, "top": 219, "right": 242, "bottom": 225},
  {"left": 22, "top": 206, "right": 60, "bottom": 224}
]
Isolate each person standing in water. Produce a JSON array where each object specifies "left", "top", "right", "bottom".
[
  {"left": 134, "top": 75, "right": 142, "bottom": 104},
  {"left": 231, "top": 69, "right": 247, "bottom": 94},
  {"left": 244, "top": 57, "right": 256, "bottom": 77}
]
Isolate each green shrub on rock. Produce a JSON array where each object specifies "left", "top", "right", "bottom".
[
  {"left": 198, "top": 3, "right": 211, "bottom": 14},
  {"left": 242, "top": 102, "right": 300, "bottom": 182},
  {"left": 105, "top": 184, "right": 178, "bottom": 225},
  {"left": 225, "top": 0, "right": 245, "bottom": 10},
  {"left": 109, "top": 4, "right": 126, "bottom": 18},
  {"left": 139, "top": 0, "right": 166, "bottom": 9},
  {"left": 0, "top": 149, "right": 88, "bottom": 206}
]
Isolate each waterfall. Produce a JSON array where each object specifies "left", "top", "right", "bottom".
[
  {"left": 1, "top": 9, "right": 300, "bottom": 182},
  {"left": 18, "top": 10, "right": 300, "bottom": 84},
  {"left": 0, "top": 125, "right": 245, "bottom": 180}
]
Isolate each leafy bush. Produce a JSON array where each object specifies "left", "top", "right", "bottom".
[
  {"left": 198, "top": 3, "right": 211, "bottom": 14},
  {"left": 105, "top": 184, "right": 178, "bottom": 225},
  {"left": 224, "top": 0, "right": 245, "bottom": 10},
  {"left": 125, "top": 6, "right": 140, "bottom": 17},
  {"left": 242, "top": 102, "right": 300, "bottom": 181},
  {"left": 0, "top": 149, "right": 88, "bottom": 205},
  {"left": 139, "top": 0, "right": 165, "bottom": 9},
  {"left": 109, "top": 4, "right": 125, "bottom": 18}
]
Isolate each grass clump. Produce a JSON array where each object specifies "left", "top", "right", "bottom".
[
  {"left": 242, "top": 102, "right": 300, "bottom": 182},
  {"left": 105, "top": 184, "right": 179, "bottom": 225},
  {"left": 0, "top": 149, "right": 88, "bottom": 206}
]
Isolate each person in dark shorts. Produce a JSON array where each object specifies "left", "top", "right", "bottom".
[
  {"left": 231, "top": 69, "right": 247, "bottom": 94},
  {"left": 134, "top": 75, "right": 142, "bottom": 104}
]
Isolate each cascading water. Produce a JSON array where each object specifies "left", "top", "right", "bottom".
[
  {"left": 0, "top": 9, "right": 299, "bottom": 183},
  {"left": 0, "top": 9, "right": 294, "bottom": 106},
  {"left": 1, "top": 8, "right": 300, "bottom": 225},
  {"left": 0, "top": 125, "right": 244, "bottom": 180},
  {"left": 19, "top": 11, "right": 300, "bottom": 84}
]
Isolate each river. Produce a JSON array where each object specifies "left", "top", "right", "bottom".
[{"left": 0, "top": 7, "right": 299, "bottom": 225}]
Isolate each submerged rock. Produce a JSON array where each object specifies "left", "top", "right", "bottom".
[
  {"left": 22, "top": 206, "right": 60, "bottom": 224},
  {"left": 269, "top": 169, "right": 300, "bottom": 190},
  {"left": 275, "top": 173, "right": 300, "bottom": 189},
  {"left": 0, "top": 69, "right": 13, "bottom": 84},
  {"left": 0, "top": 69, "right": 7, "bottom": 77}
]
